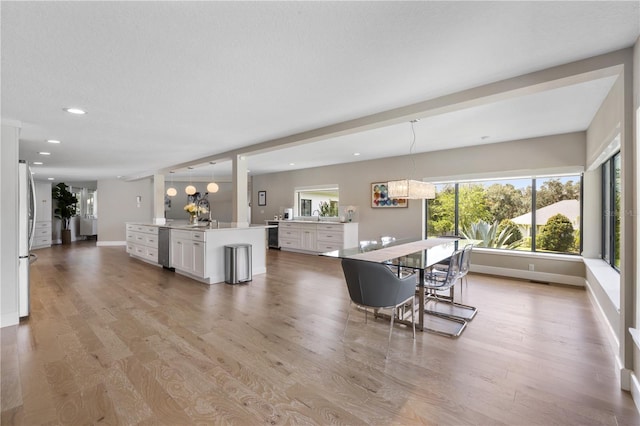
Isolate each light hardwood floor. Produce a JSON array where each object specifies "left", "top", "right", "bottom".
[{"left": 2, "top": 241, "right": 639, "bottom": 425}]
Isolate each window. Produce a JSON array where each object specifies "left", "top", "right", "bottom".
[
  {"left": 426, "top": 175, "right": 581, "bottom": 254},
  {"left": 295, "top": 186, "right": 339, "bottom": 217},
  {"left": 602, "top": 152, "right": 621, "bottom": 269}
]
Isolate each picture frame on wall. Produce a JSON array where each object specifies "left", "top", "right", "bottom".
[
  {"left": 371, "top": 182, "right": 408, "bottom": 208},
  {"left": 258, "top": 190, "right": 267, "bottom": 206}
]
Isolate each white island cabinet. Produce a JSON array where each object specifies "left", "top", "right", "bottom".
[{"left": 126, "top": 222, "right": 269, "bottom": 285}]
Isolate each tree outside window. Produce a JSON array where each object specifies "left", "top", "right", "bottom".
[{"left": 426, "top": 175, "right": 581, "bottom": 254}]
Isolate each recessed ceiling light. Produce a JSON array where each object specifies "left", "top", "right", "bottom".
[
  {"left": 289, "top": 162, "right": 295, "bottom": 166},
  {"left": 47, "top": 139, "right": 61, "bottom": 144},
  {"left": 353, "top": 152, "right": 361, "bottom": 156},
  {"left": 47, "top": 177, "right": 54, "bottom": 181},
  {"left": 63, "top": 107, "right": 86, "bottom": 115},
  {"left": 33, "top": 161, "right": 43, "bottom": 165},
  {"left": 38, "top": 152, "right": 51, "bottom": 155}
]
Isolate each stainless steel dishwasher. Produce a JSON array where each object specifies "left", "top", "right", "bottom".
[{"left": 158, "top": 227, "right": 173, "bottom": 270}]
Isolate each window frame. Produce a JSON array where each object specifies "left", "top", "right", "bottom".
[
  {"left": 425, "top": 174, "right": 583, "bottom": 255},
  {"left": 601, "top": 151, "right": 621, "bottom": 270}
]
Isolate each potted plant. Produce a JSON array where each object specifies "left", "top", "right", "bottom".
[{"left": 52, "top": 182, "right": 78, "bottom": 244}]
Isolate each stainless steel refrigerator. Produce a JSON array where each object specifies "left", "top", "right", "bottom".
[{"left": 18, "top": 160, "right": 36, "bottom": 318}]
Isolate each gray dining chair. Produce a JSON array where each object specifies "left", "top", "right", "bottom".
[
  {"left": 341, "top": 258, "right": 416, "bottom": 358},
  {"left": 423, "top": 249, "right": 477, "bottom": 337},
  {"left": 457, "top": 243, "right": 473, "bottom": 293}
]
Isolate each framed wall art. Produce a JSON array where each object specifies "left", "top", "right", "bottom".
[{"left": 371, "top": 182, "right": 408, "bottom": 208}]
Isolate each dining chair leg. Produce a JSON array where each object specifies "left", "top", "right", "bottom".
[
  {"left": 342, "top": 302, "right": 352, "bottom": 340},
  {"left": 411, "top": 297, "right": 416, "bottom": 339},
  {"left": 386, "top": 308, "right": 395, "bottom": 359}
]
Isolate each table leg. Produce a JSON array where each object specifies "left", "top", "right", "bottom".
[{"left": 418, "top": 269, "right": 425, "bottom": 331}]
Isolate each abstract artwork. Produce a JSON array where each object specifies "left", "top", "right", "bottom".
[{"left": 371, "top": 182, "right": 408, "bottom": 208}]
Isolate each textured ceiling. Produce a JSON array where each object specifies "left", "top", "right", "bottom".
[{"left": 1, "top": 1, "right": 638, "bottom": 182}]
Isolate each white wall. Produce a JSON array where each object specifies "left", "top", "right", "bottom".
[
  {"left": 631, "top": 35, "right": 640, "bottom": 409},
  {"left": 1, "top": 122, "right": 20, "bottom": 327},
  {"left": 97, "top": 178, "right": 154, "bottom": 243},
  {"left": 253, "top": 132, "right": 586, "bottom": 242}
]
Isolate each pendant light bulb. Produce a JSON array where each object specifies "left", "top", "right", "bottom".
[
  {"left": 207, "top": 162, "right": 219, "bottom": 193},
  {"left": 166, "top": 171, "right": 177, "bottom": 196},
  {"left": 185, "top": 167, "right": 196, "bottom": 195}
]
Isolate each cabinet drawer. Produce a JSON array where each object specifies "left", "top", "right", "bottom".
[
  {"left": 126, "top": 232, "right": 137, "bottom": 242},
  {"left": 317, "top": 223, "right": 342, "bottom": 232},
  {"left": 35, "top": 221, "right": 51, "bottom": 230},
  {"left": 35, "top": 228, "right": 51, "bottom": 236},
  {"left": 33, "top": 236, "right": 51, "bottom": 247},
  {"left": 279, "top": 238, "right": 300, "bottom": 249},
  {"left": 316, "top": 242, "right": 342, "bottom": 252},
  {"left": 317, "top": 230, "right": 343, "bottom": 242},
  {"left": 279, "top": 222, "right": 300, "bottom": 229},
  {"left": 141, "top": 226, "right": 158, "bottom": 235},
  {"left": 191, "top": 231, "right": 205, "bottom": 241},
  {"left": 126, "top": 224, "right": 135, "bottom": 231},
  {"left": 280, "top": 229, "right": 300, "bottom": 239},
  {"left": 126, "top": 244, "right": 135, "bottom": 254},
  {"left": 172, "top": 230, "right": 192, "bottom": 240},
  {"left": 145, "top": 235, "right": 158, "bottom": 247},
  {"left": 145, "top": 247, "right": 158, "bottom": 262}
]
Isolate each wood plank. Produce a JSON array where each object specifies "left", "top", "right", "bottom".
[{"left": 2, "top": 241, "right": 638, "bottom": 425}]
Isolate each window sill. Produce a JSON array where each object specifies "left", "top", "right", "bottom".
[
  {"left": 472, "top": 247, "right": 583, "bottom": 262},
  {"left": 583, "top": 257, "right": 620, "bottom": 311}
]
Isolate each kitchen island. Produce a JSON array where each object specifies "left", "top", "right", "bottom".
[{"left": 126, "top": 222, "right": 271, "bottom": 284}]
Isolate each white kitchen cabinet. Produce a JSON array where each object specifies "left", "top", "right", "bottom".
[
  {"left": 32, "top": 182, "right": 52, "bottom": 249},
  {"left": 277, "top": 221, "right": 358, "bottom": 253},
  {"left": 300, "top": 226, "right": 317, "bottom": 251},
  {"left": 171, "top": 230, "right": 206, "bottom": 278},
  {"left": 192, "top": 241, "right": 206, "bottom": 277},
  {"left": 126, "top": 223, "right": 268, "bottom": 285},
  {"left": 278, "top": 222, "right": 302, "bottom": 250},
  {"left": 126, "top": 224, "right": 159, "bottom": 264}
]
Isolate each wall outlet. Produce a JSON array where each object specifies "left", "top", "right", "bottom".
[{"left": 528, "top": 264, "right": 535, "bottom": 271}]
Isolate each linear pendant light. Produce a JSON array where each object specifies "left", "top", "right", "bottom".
[
  {"left": 387, "top": 120, "right": 436, "bottom": 199},
  {"left": 207, "top": 162, "right": 219, "bottom": 193}
]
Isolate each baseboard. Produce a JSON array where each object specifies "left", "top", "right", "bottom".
[
  {"left": 1, "top": 312, "right": 18, "bottom": 328},
  {"left": 471, "top": 265, "right": 584, "bottom": 286},
  {"left": 585, "top": 278, "right": 620, "bottom": 354},
  {"left": 631, "top": 372, "right": 640, "bottom": 414},
  {"left": 96, "top": 241, "right": 126, "bottom": 247}
]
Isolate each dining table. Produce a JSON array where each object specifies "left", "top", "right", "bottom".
[{"left": 322, "top": 237, "right": 472, "bottom": 332}]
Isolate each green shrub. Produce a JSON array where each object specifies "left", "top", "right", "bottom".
[
  {"left": 498, "top": 219, "right": 523, "bottom": 245},
  {"left": 538, "top": 214, "right": 574, "bottom": 252}
]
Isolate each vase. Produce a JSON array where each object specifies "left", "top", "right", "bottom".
[{"left": 189, "top": 214, "right": 198, "bottom": 225}]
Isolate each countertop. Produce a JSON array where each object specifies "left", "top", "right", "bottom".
[
  {"left": 266, "top": 219, "right": 357, "bottom": 224},
  {"left": 128, "top": 221, "right": 275, "bottom": 231}
]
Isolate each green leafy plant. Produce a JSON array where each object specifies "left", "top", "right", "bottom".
[
  {"left": 52, "top": 183, "right": 78, "bottom": 230},
  {"left": 318, "top": 201, "right": 338, "bottom": 217},
  {"left": 460, "top": 220, "right": 522, "bottom": 249}
]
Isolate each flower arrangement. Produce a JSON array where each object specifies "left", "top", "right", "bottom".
[
  {"left": 346, "top": 205, "right": 356, "bottom": 222},
  {"left": 184, "top": 202, "right": 208, "bottom": 216}
]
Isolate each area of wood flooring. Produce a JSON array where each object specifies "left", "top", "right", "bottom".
[{"left": 2, "top": 241, "right": 639, "bottom": 425}]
